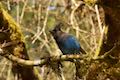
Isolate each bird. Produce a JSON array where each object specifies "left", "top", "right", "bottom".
[
  {"left": 50, "top": 23, "right": 86, "bottom": 55},
  {"left": 50, "top": 23, "right": 87, "bottom": 80}
]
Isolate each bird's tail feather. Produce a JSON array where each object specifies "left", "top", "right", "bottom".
[{"left": 80, "top": 47, "right": 87, "bottom": 54}]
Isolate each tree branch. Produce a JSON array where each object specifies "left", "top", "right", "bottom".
[
  {"left": 0, "top": 48, "right": 87, "bottom": 66},
  {"left": 0, "top": 44, "right": 116, "bottom": 67}
]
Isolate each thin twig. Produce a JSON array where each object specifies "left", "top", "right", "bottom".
[
  {"left": 95, "top": 5, "right": 102, "bottom": 33},
  {"left": 32, "top": 0, "right": 52, "bottom": 44},
  {"left": 0, "top": 60, "right": 8, "bottom": 77},
  {"left": 22, "top": 27, "right": 52, "bottom": 54},
  {"left": 94, "top": 5, "right": 105, "bottom": 59},
  {"left": 6, "top": 62, "right": 12, "bottom": 80},
  {"left": 16, "top": 1, "right": 20, "bottom": 23},
  {"left": 95, "top": 45, "right": 116, "bottom": 60},
  {"left": 20, "top": 0, "right": 28, "bottom": 24}
]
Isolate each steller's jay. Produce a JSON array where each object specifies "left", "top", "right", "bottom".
[
  {"left": 50, "top": 23, "right": 86, "bottom": 79},
  {"left": 50, "top": 23, "right": 86, "bottom": 55},
  {"left": 50, "top": 23, "right": 86, "bottom": 80}
]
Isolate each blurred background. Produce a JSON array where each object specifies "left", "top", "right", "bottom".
[{"left": 0, "top": 0, "right": 105, "bottom": 80}]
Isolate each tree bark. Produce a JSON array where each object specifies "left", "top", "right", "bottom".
[
  {"left": 100, "top": 0, "right": 120, "bottom": 57},
  {"left": 86, "top": 0, "right": 120, "bottom": 79},
  {"left": 0, "top": 3, "right": 38, "bottom": 80}
]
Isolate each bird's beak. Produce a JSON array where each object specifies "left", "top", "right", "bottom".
[{"left": 49, "top": 30, "right": 53, "bottom": 34}]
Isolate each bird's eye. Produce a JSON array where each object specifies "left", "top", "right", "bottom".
[{"left": 53, "top": 29, "right": 56, "bottom": 32}]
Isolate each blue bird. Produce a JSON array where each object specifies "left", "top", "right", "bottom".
[
  {"left": 50, "top": 23, "right": 86, "bottom": 55},
  {"left": 50, "top": 23, "right": 86, "bottom": 79}
]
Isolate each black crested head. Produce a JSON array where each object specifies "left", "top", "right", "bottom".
[{"left": 50, "top": 22, "right": 63, "bottom": 38}]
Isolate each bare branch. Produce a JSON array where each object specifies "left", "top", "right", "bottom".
[
  {"left": 0, "top": 43, "right": 116, "bottom": 67},
  {"left": 0, "top": 48, "right": 87, "bottom": 66}
]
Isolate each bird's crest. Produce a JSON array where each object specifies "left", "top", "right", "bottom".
[
  {"left": 54, "top": 22, "right": 64, "bottom": 31},
  {"left": 50, "top": 22, "right": 64, "bottom": 34}
]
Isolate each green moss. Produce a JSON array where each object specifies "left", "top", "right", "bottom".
[{"left": 0, "top": 2, "right": 24, "bottom": 42}]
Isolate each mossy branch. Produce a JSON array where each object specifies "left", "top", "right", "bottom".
[
  {"left": 1, "top": 49, "right": 87, "bottom": 66},
  {"left": 0, "top": 45, "right": 115, "bottom": 67}
]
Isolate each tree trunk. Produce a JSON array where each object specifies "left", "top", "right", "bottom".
[
  {"left": 85, "top": 0, "right": 120, "bottom": 79},
  {"left": 0, "top": 3, "right": 38, "bottom": 80},
  {"left": 100, "top": 0, "right": 120, "bottom": 57}
]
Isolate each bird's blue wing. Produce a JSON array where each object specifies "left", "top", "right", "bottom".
[
  {"left": 64, "top": 36, "right": 80, "bottom": 49},
  {"left": 59, "top": 35, "right": 80, "bottom": 54}
]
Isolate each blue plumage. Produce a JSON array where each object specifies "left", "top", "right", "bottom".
[
  {"left": 50, "top": 23, "right": 86, "bottom": 55},
  {"left": 58, "top": 35, "right": 80, "bottom": 54}
]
